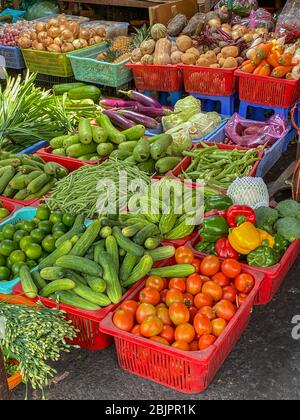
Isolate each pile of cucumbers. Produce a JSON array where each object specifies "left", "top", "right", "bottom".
[
  {"left": 0, "top": 152, "right": 69, "bottom": 201},
  {"left": 20, "top": 213, "right": 176, "bottom": 311}
]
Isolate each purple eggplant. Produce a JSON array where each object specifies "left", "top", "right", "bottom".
[
  {"left": 103, "top": 109, "right": 135, "bottom": 130},
  {"left": 133, "top": 104, "right": 172, "bottom": 118},
  {"left": 100, "top": 99, "right": 139, "bottom": 108},
  {"left": 117, "top": 109, "right": 159, "bottom": 129},
  {"left": 119, "top": 90, "right": 162, "bottom": 109}
]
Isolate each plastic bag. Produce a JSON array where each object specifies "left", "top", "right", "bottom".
[
  {"left": 25, "top": 0, "right": 59, "bottom": 21},
  {"left": 0, "top": 8, "right": 26, "bottom": 23},
  {"left": 189, "top": 112, "right": 222, "bottom": 138},
  {"left": 248, "top": 8, "right": 274, "bottom": 30},
  {"left": 215, "top": 0, "right": 258, "bottom": 17},
  {"left": 224, "top": 113, "right": 288, "bottom": 148},
  {"left": 276, "top": 0, "right": 300, "bottom": 42}
]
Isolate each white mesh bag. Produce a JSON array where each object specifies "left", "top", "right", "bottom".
[{"left": 227, "top": 177, "right": 269, "bottom": 209}]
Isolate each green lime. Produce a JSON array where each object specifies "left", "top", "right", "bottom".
[
  {"left": 52, "top": 222, "right": 67, "bottom": 234},
  {"left": 25, "top": 243, "right": 42, "bottom": 260},
  {"left": 0, "top": 266, "right": 10, "bottom": 280},
  {"left": 49, "top": 211, "right": 63, "bottom": 225},
  {"left": 0, "top": 254, "right": 6, "bottom": 266},
  {"left": 6, "top": 258, "right": 13, "bottom": 269},
  {"left": 14, "top": 229, "right": 28, "bottom": 243},
  {"left": 52, "top": 231, "right": 65, "bottom": 240},
  {"left": 22, "top": 220, "right": 36, "bottom": 233},
  {"left": 32, "top": 217, "right": 41, "bottom": 225},
  {"left": 38, "top": 221, "right": 53, "bottom": 235},
  {"left": 26, "top": 260, "right": 36, "bottom": 269},
  {"left": 0, "top": 239, "right": 15, "bottom": 257},
  {"left": 2, "top": 224, "right": 16, "bottom": 240},
  {"left": 9, "top": 250, "right": 26, "bottom": 265},
  {"left": 62, "top": 214, "right": 76, "bottom": 227},
  {"left": 11, "top": 261, "right": 26, "bottom": 276},
  {"left": 42, "top": 235, "right": 56, "bottom": 253},
  {"left": 15, "top": 222, "right": 24, "bottom": 231},
  {"left": 36, "top": 205, "right": 50, "bottom": 221},
  {"left": 0, "top": 208, "right": 10, "bottom": 219},
  {"left": 20, "top": 236, "right": 36, "bottom": 252},
  {"left": 31, "top": 228, "right": 46, "bottom": 244}
]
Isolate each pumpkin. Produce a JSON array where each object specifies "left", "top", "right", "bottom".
[
  {"left": 140, "top": 39, "right": 156, "bottom": 56},
  {"left": 151, "top": 24, "right": 168, "bottom": 41},
  {"left": 176, "top": 35, "right": 193, "bottom": 52},
  {"left": 171, "top": 51, "right": 183, "bottom": 64},
  {"left": 141, "top": 54, "right": 154, "bottom": 65},
  {"left": 153, "top": 38, "right": 172, "bottom": 65}
]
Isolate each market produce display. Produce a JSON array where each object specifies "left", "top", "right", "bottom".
[
  {"left": 0, "top": 21, "right": 34, "bottom": 47},
  {"left": 0, "top": 201, "right": 11, "bottom": 220},
  {"left": 113, "top": 250, "right": 255, "bottom": 351},
  {"left": 0, "top": 153, "right": 69, "bottom": 201}
]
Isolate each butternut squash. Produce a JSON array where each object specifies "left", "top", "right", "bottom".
[{"left": 153, "top": 38, "right": 172, "bottom": 65}]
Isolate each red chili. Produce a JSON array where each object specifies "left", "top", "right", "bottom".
[
  {"left": 227, "top": 205, "right": 256, "bottom": 228},
  {"left": 204, "top": 210, "right": 228, "bottom": 218},
  {"left": 216, "top": 237, "right": 239, "bottom": 260}
]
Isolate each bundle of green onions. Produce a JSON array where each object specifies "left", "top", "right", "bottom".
[{"left": 0, "top": 71, "right": 74, "bottom": 152}]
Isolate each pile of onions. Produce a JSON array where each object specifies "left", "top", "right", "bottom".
[
  {"left": 18, "top": 17, "right": 106, "bottom": 53},
  {"left": 0, "top": 21, "right": 34, "bottom": 47}
]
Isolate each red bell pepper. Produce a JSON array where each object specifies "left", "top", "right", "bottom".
[
  {"left": 204, "top": 210, "right": 228, "bottom": 218},
  {"left": 216, "top": 237, "right": 239, "bottom": 260},
  {"left": 227, "top": 205, "right": 256, "bottom": 228}
]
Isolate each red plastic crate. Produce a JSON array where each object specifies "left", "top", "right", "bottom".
[
  {"left": 100, "top": 267, "right": 263, "bottom": 394},
  {"left": 178, "top": 64, "right": 237, "bottom": 96},
  {"left": 162, "top": 230, "right": 199, "bottom": 248},
  {"left": 126, "top": 63, "right": 183, "bottom": 92},
  {"left": 0, "top": 198, "right": 21, "bottom": 221},
  {"left": 36, "top": 147, "right": 106, "bottom": 167},
  {"left": 235, "top": 69, "right": 300, "bottom": 108}
]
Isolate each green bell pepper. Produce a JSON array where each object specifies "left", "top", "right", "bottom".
[
  {"left": 273, "top": 233, "right": 289, "bottom": 256},
  {"left": 247, "top": 246, "right": 280, "bottom": 268},
  {"left": 194, "top": 240, "right": 217, "bottom": 255},
  {"left": 200, "top": 216, "right": 229, "bottom": 243},
  {"left": 205, "top": 195, "right": 233, "bottom": 212}
]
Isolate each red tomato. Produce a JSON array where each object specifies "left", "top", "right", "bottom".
[
  {"left": 113, "top": 310, "right": 134, "bottom": 332},
  {"left": 186, "top": 273, "right": 203, "bottom": 296},
  {"left": 169, "top": 278, "right": 186, "bottom": 293},
  {"left": 139, "top": 287, "right": 161, "bottom": 306},
  {"left": 214, "top": 299, "right": 237, "bottom": 321},
  {"left": 199, "top": 334, "right": 217, "bottom": 350},
  {"left": 222, "top": 286, "right": 237, "bottom": 303},
  {"left": 202, "top": 281, "right": 223, "bottom": 302},
  {"left": 211, "top": 318, "right": 228, "bottom": 337},
  {"left": 146, "top": 276, "right": 167, "bottom": 292},
  {"left": 193, "top": 314, "right": 213, "bottom": 336},
  {"left": 212, "top": 272, "right": 230, "bottom": 288},
  {"left": 192, "top": 259, "right": 201, "bottom": 273},
  {"left": 175, "top": 246, "right": 194, "bottom": 265},
  {"left": 190, "top": 340, "right": 199, "bottom": 351},
  {"left": 198, "top": 306, "right": 216, "bottom": 321},
  {"left": 194, "top": 292, "right": 214, "bottom": 309},
  {"left": 136, "top": 303, "right": 156, "bottom": 324},
  {"left": 150, "top": 336, "right": 169, "bottom": 346},
  {"left": 172, "top": 341, "right": 190, "bottom": 351},
  {"left": 160, "top": 325, "right": 175, "bottom": 344},
  {"left": 166, "top": 289, "right": 184, "bottom": 307},
  {"left": 169, "top": 303, "right": 190, "bottom": 326},
  {"left": 221, "top": 259, "right": 242, "bottom": 279},
  {"left": 188, "top": 306, "right": 198, "bottom": 323},
  {"left": 200, "top": 275, "right": 212, "bottom": 284},
  {"left": 174, "top": 323, "right": 196, "bottom": 344},
  {"left": 200, "top": 256, "right": 221, "bottom": 277},
  {"left": 160, "top": 289, "right": 168, "bottom": 304},
  {"left": 157, "top": 307, "right": 172, "bottom": 326},
  {"left": 235, "top": 273, "right": 255, "bottom": 294},
  {"left": 237, "top": 293, "right": 248, "bottom": 306},
  {"left": 156, "top": 303, "right": 167, "bottom": 310},
  {"left": 131, "top": 325, "right": 142, "bottom": 336},
  {"left": 140, "top": 316, "right": 163, "bottom": 338},
  {"left": 183, "top": 293, "right": 194, "bottom": 308},
  {"left": 121, "top": 300, "right": 139, "bottom": 317}
]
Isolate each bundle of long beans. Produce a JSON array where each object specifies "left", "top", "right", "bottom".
[
  {"left": 181, "top": 143, "right": 262, "bottom": 189},
  {"left": 46, "top": 158, "right": 151, "bottom": 218}
]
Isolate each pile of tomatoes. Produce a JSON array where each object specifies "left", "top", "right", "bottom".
[{"left": 113, "top": 247, "right": 256, "bottom": 352}]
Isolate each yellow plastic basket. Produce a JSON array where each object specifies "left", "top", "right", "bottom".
[{"left": 21, "top": 48, "right": 73, "bottom": 77}]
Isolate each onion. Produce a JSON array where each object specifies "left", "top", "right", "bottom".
[
  {"left": 79, "top": 29, "right": 91, "bottom": 40},
  {"left": 37, "top": 31, "right": 48, "bottom": 42},
  {"left": 96, "top": 27, "right": 106, "bottom": 38},
  {"left": 42, "top": 37, "right": 53, "bottom": 47},
  {"left": 53, "top": 37, "right": 63, "bottom": 46},
  {"left": 68, "top": 21, "right": 80, "bottom": 37},
  {"left": 61, "top": 42, "right": 75, "bottom": 53},
  {"left": 47, "top": 44, "right": 61, "bottom": 52},
  {"left": 48, "top": 26, "right": 61, "bottom": 39},
  {"left": 18, "top": 36, "right": 32, "bottom": 49},
  {"left": 72, "top": 39, "right": 82, "bottom": 50},
  {"left": 94, "top": 35, "right": 104, "bottom": 44},
  {"left": 59, "top": 25, "right": 68, "bottom": 33},
  {"left": 61, "top": 29, "right": 73, "bottom": 41},
  {"left": 58, "top": 18, "right": 67, "bottom": 26},
  {"left": 89, "top": 38, "right": 97, "bottom": 46},
  {"left": 32, "top": 41, "right": 45, "bottom": 51},
  {"left": 89, "top": 28, "right": 96, "bottom": 38},
  {"left": 48, "top": 19, "right": 59, "bottom": 28},
  {"left": 35, "top": 22, "right": 46, "bottom": 33},
  {"left": 79, "top": 38, "right": 88, "bottom": 48},
  {"left": 30, "top": 32, "right": 38, "bottom": 41},
  {"left": 208, "top": 18, "right": 222, "bottom": 30},
  {"left": 20, "top": 31, "right": 31, "bottom": 38}
]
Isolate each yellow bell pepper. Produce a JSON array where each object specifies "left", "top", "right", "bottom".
[
  {"left": 228, "top": 222, "right": 262, "bottom": 255},
  {"left": 256, "top": 229, "right": 275, "bottom": 248}
]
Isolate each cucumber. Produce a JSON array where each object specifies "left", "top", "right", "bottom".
[
  {"left": 50, "top": 135, "right": 70, "bottom": 149},
  {"left": 122, "top": 224, "right": 143, "bottom": 238},
  {"left": 122, "top": 125, "right": 145, "bottom": 141},
  {"left": 26, "top": 170, "right": 43, "bottom": 186},
  {"left": 9, "top": 173, "right": 28, "bottom": 190},
  {"left": 133, "top": 224, "right": 160, "bottom": 246},
  {"left": 93, "top": 242, "right": 105, "bottom": 264},
  {"left": 66, "top": 143, "right": 97, "bottom": 158},
  {"left": 100, "top": 226, "right": 112, "bottom": 239},
  {"left": 0, "top": 166, "right": 15, "bottom": 194},
  {"left": 32, "top": 271, "right": 47, "bottom": 291},
  {"left": 112, "top": 227, "right": 145, "bottom": 257},
  {"left": 92, "top": 126, "right": 108, "bottom": 144},
  {"left": 105, "top": 235, "right": 119, "bottom": 273},
  {"left": 20, "top": 265, "right": 38, "bottom": 299},
  {"left": 53, "top": 82, "right": 86, "bottom": 96},
  {"left": 55, "top": 214, "right": 85, "bottom": 247},
  {"left": 118, "top": 141, "right": 138, "bottom": 153},
  {"left": 13, "top": 188, "right": 30, "bottom": 200},
  {"left": 27, "top": 173, "right": 51, "bottom": 194},
  {"left": 52, "top": 291, "right": 100, "bottom": 311},
  {"left": 146, "top": 246, "right": 176, "bottom": 262},
  {"left": 119, "top": 253, "right": 138, "bottom": 283},
  {"left": 155, "top": 157, "right": 182, "bottom": 174},
  {"left": 79, "top": 118, "right": 93, "bottom": 145},
  {"left": 68, "top": 85, "right": 101, "bottom": 103},
  {"left": 85, "top": 276, "right": 106, "bottom": 293},
  {"left": 39, "top": 240, "right": 73, "bottom": 269},
  {"left": 98, "top": 252, "right": 122, "bottom": 304},
  {"left": 122, "top": 255, "right": 153, "bottom": 288},
  {"left": 150, "top": 264, "right": 195, "bottom": 278},
  {"left": 73, "top": 282, "right": 111, "bottom": 307},
  {"left": 119, "top": 248, "right": 126, "bottom": 258},
  {"left": 97, "top": 114, "right": 126, "bottom": 145},
  {"left": 63, "top": 135, "right": 80, "bottom": 149},
  {"left": 150, "top": 134, "right": 173, "bottom": 160},
  {"left": 25, "top": 178, "right": 56, "bottom": 200},
  {"left": 70, "top": 220, "right": 101, "bottom": 257},
  {"left": 144, "top": 237, "right": 161, "bottom": 250},
  {"left": 56, "top": 256, "right": 103, "bottom": 277},
  {"left": 3, "top": 184, "right": 17, "bottom": 198},
  {"left": 0, "top": 159, "right": 21, "bottom": 168},
  {"left": 40, "top": 279, "right": 75, "bottom": 297},
  {"left": 97, "top": 143, "right": 114, "bottom": 158},
  {"left": 64, "top": 270, "right": 87, "bottom": 286},
  {"left": 133, "top": 138, "right": 151, "bottom": 163},
  {"left": 40, "top": 267, "right": 66, "bottom": 281}
]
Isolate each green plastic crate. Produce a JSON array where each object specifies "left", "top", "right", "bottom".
[
  {"left": 68, "top": 44, "right": 133, "bottom": 88},
  {"left": 22, "top": 48, "right": 74, "bottom": 77}
]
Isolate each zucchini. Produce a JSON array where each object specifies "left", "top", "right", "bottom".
[
  {"left": 133, "top": 224, "right": 160, "bottom": 246},
  {"left": 25, "top": 178, "right": 57, "bottom": 200},
  {"left": 27, "top": 173, "right": 51, "bottom": 194},
  {"left": 133, "top": 138, "right": 151, "bottom": 163},
  {"left": 144, "top": 237, "right": 161, "bottom": 250},
  {"left": 97, "top": 114, "right": 126, "bottom": 145},
  {"left": 66, "top": 143, "right": 97, "bottom": 158},
  {"left": 40, "top": 267, "right": 65, "bottom": 281},
  {"left": 150, "top": 134, "right": 173, "bottom": 161},
  {"left": 119, "top": 253, "right": 138, "bottom": 283},
  {"left": 39, "top": 240, "right": 73, "bottom": 269},
  {"left": 146, "top": 246, "right": 176, "bottom": 262},
  {"left": 56, "top": 256, "right": 103, "bottom": 277},
  {"left": 149, "top": 264, "right": 195, "bottom": 278},
  {"left": 52, "top": 291, "right": 100, "bottom": 311},
  {"left": 98, "top": 252, "right": 122, "bottom": 304},
  {"left": 92, "top": 126, "right": 108, "bottom": 144},
  {"left": 97, "top": 143, "right": 114, "bottom": 157},
  {"left": 73, "top": 282, "right": 111, "bottom": 307},
  {"left": 118, "top": 141, "right": 138, "bottom": 153},
  {"left": 122, "top": 125, "right": 146, "bottom": 141},
  {"left": 0, "top": 166, "right": 15, "bottom": 194},
  {"left": 40, "top": 279, "right": 75, "bottom": 297},
  {"left": 20, "top": 265, "right": 38, "bottom": 299},
  {"left": 110, "top": 150, "right": 131, "bottom": 161},
  {"left": 63, "top": 134, "right": 80, "bottom": 149},
  {"left": 113, "top": 227, "right": 145, "bottom": 257},
  {"left": 70, "top": 220, "right": 101, "bottom": 257},
  {"left": 50, "top": 135, "right": 70, "bottom": 149},
  {"left": 53, "top": 82, "right": 85, "bottom": 96},
  {"left": 122, "top": 255, "right": 153, "bottom": 288},
  {"left": 79, "top": 118, "right": 93, "bottom": 145},
  {"left": 55, "top": 214, "right": 85, "bottom": 247},
  {"left": 68, "top": 85, "right": 101, "bottom": 103},
  {"left": 85, "top": 276, "right": 106, "bottom": 294},
  {"left": 106, "top": 235, "right": 119, "bottom": 273},
  {"left": 32, "top": 271, "right": 47, "bottom": 291},
  {"left": 155, "top": 157, "right": 182, "bottom": 174}
]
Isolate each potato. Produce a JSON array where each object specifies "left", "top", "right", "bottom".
[
  {"left": 186, "top": 47, "right": 200, "bottom": 58},
  {"left": 223, "top": 57, "right": 238, "bottom": 68},
  {"left": 171, "top": 51, "right": 183, "bottom": 64},
  {"left": 243, "top": 33, "right": 254, "bottom": 43},
  {"left": 205, "top": 51, "right": 218, "bottom": 64},
  {"left": 181, "top": 53, "right": 197, "bottom": 65},
  {"left": 218, "top": 57, "right": 226, "bottom": 67},
  {"left": 196, "top": 57, "right": 210, "bottom": 67},
  {"left": 176, "top": 35, "right": 193, "bottom": 52},
  {"left": 210, "top": 64, "right": 221, "bottom": 68},
  {"left": 221, "top": 46, "right": 239, "bottom": 58}
]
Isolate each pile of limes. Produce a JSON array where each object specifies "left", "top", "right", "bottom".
[{"left": 0, "top": 201, "right": 11, "bottom": 221}]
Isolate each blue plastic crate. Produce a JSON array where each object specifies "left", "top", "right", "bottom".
[
  {"left": 0, "top": 8, "right": 26, "bottom": 23},
  {"left": 18, "top": 140, "right": 49, "bottom": 155},
  {"left": 0, "top": 46, "right": 25, "bottom": 69}
]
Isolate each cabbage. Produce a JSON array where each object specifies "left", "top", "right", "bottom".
[{"left": 174, "top": 96, "right": 201, "bottom": 114}]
